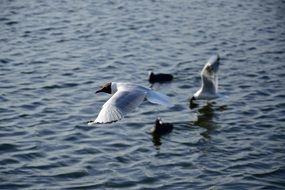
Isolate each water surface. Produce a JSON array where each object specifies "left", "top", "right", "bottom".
[{"left": 1, "top": 0, "right": 285, "bottom": 189}]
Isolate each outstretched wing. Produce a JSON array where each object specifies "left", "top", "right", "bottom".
[
  {"left": 201, "top": 55, "right": 220, "bottom": 93},
  {"left": 94, "top": 90, "right": 146, "bottom": 124},
  {"left": 146, "top": 90, "right": 172, "bottom": 107}
]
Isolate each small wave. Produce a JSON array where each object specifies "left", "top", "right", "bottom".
[
  {"left": 253, "top": 167, "right": 284, "bottom": 178},
  {"left": 5, "top": 21, "right": 18, "bottom": 26},
  {"left": 0, "top": 183, "right": 31, "bottom": 189},
  {"left": 0, "top": 158, "right": 19, "bottom": 165},
  {"left": 14, "top": 151, "right": 45, "bottom": 161},
  {"left": 42, "top": 83, "right": 79, "bottom": 89},
  {"left": 19, "top": 101, "right": 43, "bottom": 111},
  {"left": 0, "top": 58, "right": 13, "bottom": 64},
  {"left": 0, "top": 143, "right": 18, "bottom": 153},
  {"left": 52, "top": 170, "right": 89, "bottom": 179}
]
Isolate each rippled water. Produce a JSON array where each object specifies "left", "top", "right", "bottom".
[{"left": 1, "top": 0, "right": 285, "bottom": 189}]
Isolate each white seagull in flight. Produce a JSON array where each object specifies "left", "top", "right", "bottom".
[
  {"left": 191, "top": 54, "right": 221, "bottom": 102},
  {"left": 88, "top": 82, "right": 172, "bottom": 125}
]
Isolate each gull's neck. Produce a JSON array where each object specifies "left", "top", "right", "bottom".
[{"left": 111, "top": 82, "right": 118, "bottom": 94}]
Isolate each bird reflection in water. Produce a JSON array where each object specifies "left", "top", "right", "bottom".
[
  {"left": 192, "top": 102, "right": 226, "bottom": 139},
  {"left": 151, "top": 118, "right": 173, "bottom": 146}
]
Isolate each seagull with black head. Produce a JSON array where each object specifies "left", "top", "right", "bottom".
[{"left": 88, "top": 82, "right": 172, "bottom": 125}]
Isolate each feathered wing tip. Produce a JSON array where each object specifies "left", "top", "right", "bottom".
[
  {"left": 207, "top": 54, "right": 219, "bottom": 65},
  {"left": 87, "top": 105, "right": 125, "bottom": 125},
  {"left": 146, "top": 90, "right": 173, "bottom": 107},
  {"left": 94, "top": 105, "right": 124, "bottom": 124}
]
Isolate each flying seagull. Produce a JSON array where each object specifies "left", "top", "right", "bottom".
[
  {"left": 88, "top": 82, "right": 172, "bottom": 125},
  {"left": 191, "top": 54, "right": 220, "bottom": 103}
]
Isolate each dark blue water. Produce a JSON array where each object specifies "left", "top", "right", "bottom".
[{"left": 1, "top": 0, "right": 285, "bottom": 189}]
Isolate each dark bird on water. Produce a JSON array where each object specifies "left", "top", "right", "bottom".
[
  {"left": 148, "top": 71, "right": 173, "bottom": 84},
  {"left": 150, "top": 118, "right": 173, "bottom": 135}
]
